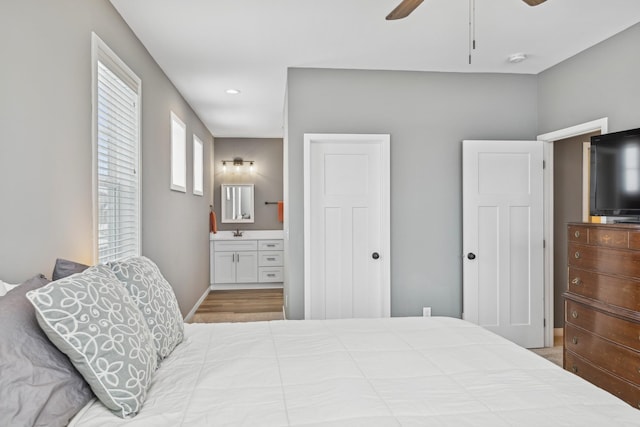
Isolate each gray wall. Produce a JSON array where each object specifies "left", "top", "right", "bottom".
[
  {"left": 213, "top": 138, "right": 283, "bottom": 231},
  {"left": 0, "top": 0, "right": 213, "bottom": 316},
  {"left": 538, "top": 23, "right": 640, "bottom": 135},
  {"left": 285, "top": 68, "right": 539, "bottom": 320}
]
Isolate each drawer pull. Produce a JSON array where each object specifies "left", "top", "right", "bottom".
[
  {"left": 574, "top": 251, "right": 581, "bottom": 259},
  {"left": 574, "top": 230, "right": 581, "bottom": 238},
  {"left": 267, "top": 273, "right": 276, "bottom": 277},
  {"left": 572, "top": 365, "right": 578, "bottom": 374},
  {"left": 571, "top": 311, "right": 578, "bottom": 319},
  {"left": 267, "top": 257, "right": 276, "bottom": 261},
  {"left": 266, "top": 244, "right": 275, "bottom": 247},
  {"left": 571, "top": 278, "right": 582, "bottom": 286},
  {"left": 572, "top": 336, "right": 578, "bottom": 345}
]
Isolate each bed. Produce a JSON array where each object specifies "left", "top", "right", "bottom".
[
  {"left": 69, "top": 317, "right": 640, "bottom": 426},
  {"left": 3, "top": 258, "right": 640, "bottom": 426}
]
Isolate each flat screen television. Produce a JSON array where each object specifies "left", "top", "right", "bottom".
[{"left": 590, "top": 127, "right": 640, "bottom": 218}]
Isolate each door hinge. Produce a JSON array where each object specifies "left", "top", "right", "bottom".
[
  {"left": 543, "top": 239, "right": 546, "bottom": 249},
  {"left": 544, "top": 318, "right": 546, "bottom": 327},
  {"left": 543, "top": 160, "right": 546, "bottom": 169}
]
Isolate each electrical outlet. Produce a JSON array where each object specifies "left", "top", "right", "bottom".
[{"left": 423, "top": 307, "right": 432, "bottom": 317}]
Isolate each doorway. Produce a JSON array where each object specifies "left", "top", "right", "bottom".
[{"left": 539, "top": 118, "right": 608, "bottom": 347}]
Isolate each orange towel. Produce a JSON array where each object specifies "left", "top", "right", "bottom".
[
  {"left": 277, "top": 201, "right": 284, "bottom": 223},
  {"left": 210, "top": 210, "right": 218, "bottom": 234}
]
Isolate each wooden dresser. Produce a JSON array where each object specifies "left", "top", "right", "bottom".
[{"left": 565, "top": 222, "right": 640, "bottom": 408}]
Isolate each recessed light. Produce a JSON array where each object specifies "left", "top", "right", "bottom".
[
  {"left": 508, "top": 53, "right": 527, "bottom": 64},
  {"left": 225, "top": 89, "right": 241, "bottom": 95}
]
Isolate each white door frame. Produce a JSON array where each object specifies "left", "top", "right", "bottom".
[
  {"left": 303, "top": 133, "right": 391, "bottom": 319},
  {"left": 538, "top": 117, "right": 608, "bottom": 347}
]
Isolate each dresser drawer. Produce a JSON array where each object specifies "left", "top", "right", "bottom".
[
  {"left": 565, "top": 350, "right": 640, "bottom": 409},
  {"left": 214, "top": 240, "right": 258, "bottom": 252},
  {"left": 259, "top": 267, "right": 283, "bottom": 283},
  {"left": 564, "top": 323, "right": 640, "bottom": 385},
  {"left": 259, "top": 240, "right": 283, "bottom": 251},
  {"left": 568, "top": 225, "right": 589, "bottom": 244},
  {"left": 568, "top": 267, "right": 640, "bottom": 312},
  {"left": 568, "top": 243, "right": 640, "bottom": 278},
  {"left": 588, "top": 228, "right": 629, "bottom": 248},
  {"left": 259, "top": 251, "right": 283, "bottom": 267},
  {"left": 565, "top": 299, "right": 640, "bottom": 352}
]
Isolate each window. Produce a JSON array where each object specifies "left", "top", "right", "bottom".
[
  {"left": 193, "top": 135, "right": 204, "bottom": 196},
  {"left": 92, "top": 33, "right": 141, "bottom": 264},
  {"left": 170, "top": 112, "right": 187, "bottom": 192}
]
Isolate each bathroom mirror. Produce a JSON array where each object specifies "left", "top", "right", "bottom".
[{"left": 221, "top": 184, "right": 254, "bottom": 223}]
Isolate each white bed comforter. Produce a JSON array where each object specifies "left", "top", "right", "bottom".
[{"left": 70, "top": 317, "right": 640, "bottom": 426}]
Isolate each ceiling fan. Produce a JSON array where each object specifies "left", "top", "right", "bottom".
[{"left": 386, "top": 0, "right": 547, "bottom": 20}]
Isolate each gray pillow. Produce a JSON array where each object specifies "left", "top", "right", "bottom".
[
  {"left": 0, "top": 274, "right": 93, "bottom": 427},
  {"left": 27, "top": 265, "right": 157, "bottom": 418},
  {"left": 51, "top": 258, "right": 89, "bottom": 281},
  {"left": 109, "top": 256, "right": 184, "bottom": 362}
]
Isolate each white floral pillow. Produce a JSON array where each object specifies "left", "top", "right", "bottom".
[
  {"left": 109, "top": 257, "right": 184, "bottom": 362},
  {"left": 26, "top": 265, "right": 157, "bottom": 418}
]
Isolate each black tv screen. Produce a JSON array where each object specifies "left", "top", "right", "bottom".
[{"left": 590, "top": 127, "right": 640, "bottom": 216}]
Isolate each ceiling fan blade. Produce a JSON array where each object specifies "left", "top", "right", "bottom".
[
  {"left": 386, "top": 0, "right": 424, "bottom": 20},
  {"left": 522, "top": 0, "right": 547, "bottom": 6}
]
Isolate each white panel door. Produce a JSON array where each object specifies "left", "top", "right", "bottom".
[
  {"left": 304, "top": 134, "right": 390, "bottom": 320},
  {"left": 462, "top": 140, "right": 544, "bottom": 348}
]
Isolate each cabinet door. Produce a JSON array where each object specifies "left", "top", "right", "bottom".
[
  {"left": 235, "top": 252, "right": 258, "bottom": 283},
  {"left": 214, "top": 252, "right": 236, "bottom": 284}
]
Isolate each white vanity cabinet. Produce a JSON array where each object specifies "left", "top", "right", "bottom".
[
  {"left": 213, "top": 240, "right": 258, "bottom": 284},
  {"left": 210, "top": 231, "right": 284, "bottom": 289}
]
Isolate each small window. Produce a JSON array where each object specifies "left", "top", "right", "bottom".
[
  {"left": 193, "top": 135, "right": 204, "bottom": 196},
  {"left": 170, "top": 113, "right": 186, "bottom": 192},
  {"left": 92, "top": 33, "right": 141, "bottom": 263}
]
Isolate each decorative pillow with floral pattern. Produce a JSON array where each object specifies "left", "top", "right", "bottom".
[
  {"left": 26, "top": 265, "right": 157, "bottom": 418},
  {"left": 109, "top": 256, "right": 184, "bottom": 363}
]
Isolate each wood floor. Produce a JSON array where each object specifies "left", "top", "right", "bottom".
[{"left": 190, "top": 289, "right": 284, "bottom": 323}]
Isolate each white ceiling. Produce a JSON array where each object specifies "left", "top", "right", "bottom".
[{"left": 110, "top": 0, "right": 640, "bottom": 138}]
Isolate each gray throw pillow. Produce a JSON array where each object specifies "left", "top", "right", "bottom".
[
  {"left": 51, "top": 258, "right": 89, "bottom": 281},
  {"left": 27, "top": 265, "right": 157, "bottom": 418},
  {"left": 0, "top": 275, "right": 93, "bottom": 427},
  {"left": 109, "top": 256, "right": 184, "bottom": 362}
]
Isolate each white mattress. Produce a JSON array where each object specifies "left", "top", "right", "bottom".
[{"left": 70, "top": 317, "right": 640, "bottom": 426}]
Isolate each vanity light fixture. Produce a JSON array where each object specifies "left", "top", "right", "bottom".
[{"left": 221, "top": 157, "right": 255, "bottom": 174}]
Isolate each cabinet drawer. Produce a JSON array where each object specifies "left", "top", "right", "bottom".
[
  {"left": 568, "top": 267, "right": 640, "bottom": 312},
  {"left": 565, "top": 299, "right": 640, "bottom": 352},
  {"left": 259, "top": 240, "right": 283, "bottom": 251},
  {"left": 564, "top": 323, "right": 640, "bottom": 385},
  {"left": 565, "top": 350, "right": 640, "bottom": 409},
  {"left": 259, "top": 251, "right": 283, "bottom": 267},
  {"left": 568, "top": 243, "right": 640, "bottom": 278},
  {"left": 568, "top": 225, "right": 589, "bottom": 244},
  {"left": 214, "top": 240, "right": 257, "bottom": 252},
  {"left": 259, "top": 267, "right": 283, "bottom": 283},
  {"left": 588, "top": 228, "right": 629, "bottom": 248}
]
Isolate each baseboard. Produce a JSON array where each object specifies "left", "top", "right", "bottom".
[
  {"left": 183, "top": 286, "right": 210, "bottom": 322},
  {"left": 210, "top": 283, "right": 283, "bottom": 291}
]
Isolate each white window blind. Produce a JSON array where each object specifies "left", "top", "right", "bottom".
[{"left": 93, "top": 33, "right": 141, "bottom": 264}]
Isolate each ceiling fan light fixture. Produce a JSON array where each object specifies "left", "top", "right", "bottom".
[
  {"left": 225, "top": 88, "right": 241, "bottom": 95},
  {"left": 508, "top": 53, "right": 527, "bottom": 63}
]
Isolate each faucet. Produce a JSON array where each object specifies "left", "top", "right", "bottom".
[{"left": 233, "top": 228, "right": 243, "bottom": 237}]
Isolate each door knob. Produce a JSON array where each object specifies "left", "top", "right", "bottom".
[
  {"left": 467, "top": 252, "right": 476, "bottom": 260},
  {"left": 372, "top": 252, "right": 380, "bottom": 260}
]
